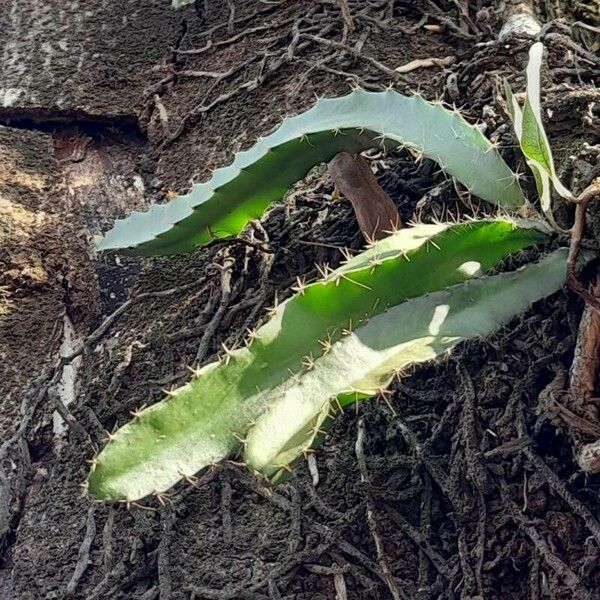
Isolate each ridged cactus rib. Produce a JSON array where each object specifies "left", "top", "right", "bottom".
[
  {"left": 97, "top": 89, "right": 527, "bottom": 256},
  {"left": 88, "top": 219, "right": 546, "bottom": 501},
  {"left": 245, "top": 249, "right": 568, "bottom": 480}
]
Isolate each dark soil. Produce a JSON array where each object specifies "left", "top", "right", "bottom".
[{"left": 1, "top": 1, "right": 600, "bottom": 599}]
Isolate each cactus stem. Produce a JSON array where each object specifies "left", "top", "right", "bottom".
[{"left": 89, "top": 219, "right": 558, "bottom": 501}]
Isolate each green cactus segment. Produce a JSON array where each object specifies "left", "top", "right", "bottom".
[
  {"left": 246, "top": 248, "right": 568, "bottom": 480},
  {"left": 88, "top": 219, "right": 545, "bottom": 501},
  {"left": 504, "top": 43, "right": 572, "bottom": 228},
  {"left": 97, "top": 89, "right": 527, "bottom": 256}
]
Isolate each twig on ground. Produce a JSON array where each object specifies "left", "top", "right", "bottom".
[
  {"left": 417, "top": 471, "right": 432, "bottom": 588},
  {"left": 4, "top": 279, "right": 209, "bottom": 440},
  {"left": 499, "top": 483, "right": 589, "bottom": 598},
  {"left": 542, "top": 32, "right": 600, "bottom": 67},
  {"left": 176, "top": 17, "right": 297, "bottom": 55},
  {"left": 426, "top": 0, "right": 476, "bottom": 40},
  {"left": 337, "top": 0, "right": 354, "bottom": 40},
  {"left": 65, "top": 505, "right": 96, "bottom": 597},
  {"left": 307, "top": 453, "right": 319, "bottom": 486},
  {"left": 102, "top": 507, "right": 115, "bottom": 572},
  {"left": 231, "top": 466, "right": 404, "bottom": 594},
  {"left": 205, "top": 234, "right": 276, "bottom": 254},
  {"left": 226, "top": 0, "right": 236, "bottom": 35},
  {"left": 267, "top": 579, "right": 282, "bottom": 600},
  {"left": 51, "top": 387, "right": 92, "bottom": 442},
  {"left": 287, "top": 476, "right": 303, "bottom": 553},
  {"left": 195, "top": 255, "right": 235, "bottom": 364},
  {"left": 395, "top": 56, "right": 455, "bottom": 74},
  {"left": 300, "top": 33, "right": 410, "bottom": 83},
  {"left": 157, "top": 505, "right": 175, "bottom": 599},
  {"left": 381, "top": 501, "right": 455, "bottom": 580},
  {"left": 220, "top": 469, "right": 233, "bottom": 546},
  {"left": 567, "top": 178, "right": 600, "bottom": 311},
  {"left": 523, "top": 447, "right": 600, "bottom": 547},
  {"left": 355, "top": 419, "right": 406, "bottom": 600}
]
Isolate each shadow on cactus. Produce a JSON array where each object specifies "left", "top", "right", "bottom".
[{"left": 88, "top": 43, "right": 583, "bottom": 502}]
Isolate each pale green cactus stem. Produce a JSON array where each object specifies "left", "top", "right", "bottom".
[
  {"left": 244, "top": 248, "right": 569, "bottom": 480},
  {"left": 96, "top": 89, "right": 528, "bottom": 256},
  {"left": 88, "top": 218, "right": 551, "bottom": 501}
]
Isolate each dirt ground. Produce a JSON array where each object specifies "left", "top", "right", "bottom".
[{"left": 1, "top": 1, "right": 600, "bottom": 598}]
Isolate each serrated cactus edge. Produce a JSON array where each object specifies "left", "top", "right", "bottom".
[
  {"left": 97, "top": 89, "right": 528, "bottom": 256},
  {"left": 88, "top": 218, "right": 552, "bottom": 501}
]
